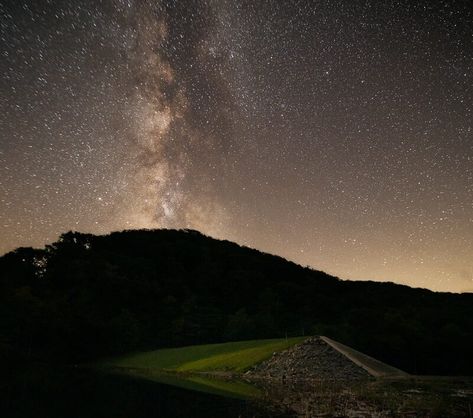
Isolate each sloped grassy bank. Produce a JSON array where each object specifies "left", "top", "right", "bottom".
[
  {"left": 103, "top": 337, "right": 305, "bottom": 373},
  {"left": 101, "top": 337, "right": 305, "bottom": 399}
]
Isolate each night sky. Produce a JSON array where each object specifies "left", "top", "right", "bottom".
[{"left": 1, "top": 0, "right": 472, "bottom": 292}]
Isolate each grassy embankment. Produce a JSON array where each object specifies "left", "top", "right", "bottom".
[
  {"left": 106, "top": 337, "right": 305, "bottom": 373},
  {"left": 103, "top": 337, "right": 305, "bottom": 398}
]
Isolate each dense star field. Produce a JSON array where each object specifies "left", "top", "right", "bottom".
[{"left": 0, "top": 0, "right": 472, "bottom": 292}]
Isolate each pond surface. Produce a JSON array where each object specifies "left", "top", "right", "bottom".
[
  {"left": 3, "top": 365, "right": 473, "bottom": 417},
  {"left": 2, "top": 366, "right": 279, "bottom": 418}
]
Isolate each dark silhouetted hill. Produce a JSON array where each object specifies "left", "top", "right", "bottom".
[{"left": 1, "top": 229, "right": 472, "bottom": 375}]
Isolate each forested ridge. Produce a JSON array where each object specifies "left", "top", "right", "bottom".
[{"left": 1, "top": 229, "right": 472, "bottom": 375}]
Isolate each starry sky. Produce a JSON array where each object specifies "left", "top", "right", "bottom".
[{"left": 1, "top": 0, "right": 472, "bottom": 292}]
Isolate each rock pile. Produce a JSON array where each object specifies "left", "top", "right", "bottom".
[{"left": 247, "top": 336, "right": 370, "bottom": 381}]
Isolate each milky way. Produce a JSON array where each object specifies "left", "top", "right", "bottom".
[{"left": 1, "top": 0, "right": 472, "bottom": 292}]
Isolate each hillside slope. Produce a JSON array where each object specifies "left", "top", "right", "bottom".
[{"left": 1, "top": 228, "right": 472, "bottom": 375}]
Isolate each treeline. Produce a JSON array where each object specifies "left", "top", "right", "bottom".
[{"left": 1, "top": 229, "right": 472, "bottom": 375}]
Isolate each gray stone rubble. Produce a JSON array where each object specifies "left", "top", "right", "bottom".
[{"left": 246, "top": 336, "right": 371, "bottom": 381}]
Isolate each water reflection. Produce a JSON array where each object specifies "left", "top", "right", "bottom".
[
  {"left": 2, "top": 366, "right": 275, "bottom": 418},
  {"left": 3, "top": 366, "right": 472, "bottom": 417},
  {"left": 110, "top": 367, "right": 473, "bottom": 417}
]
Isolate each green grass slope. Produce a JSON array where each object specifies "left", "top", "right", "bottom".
[{"left": 105, "top": 337, "right": 305, "bottom": 373}]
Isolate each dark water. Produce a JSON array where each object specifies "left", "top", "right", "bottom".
[
  {"left": 2, "top": 366, "right": 281, "bottom": 418},
  {"left": 2, "top": 366, "right": 473, "bottom": 417}
]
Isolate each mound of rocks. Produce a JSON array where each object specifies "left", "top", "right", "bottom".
[{"left": 247, "top": 337, "right": 370, "bottom": 381}]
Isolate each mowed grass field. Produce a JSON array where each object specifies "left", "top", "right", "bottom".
[{"left": 105, "top": 337, "right": 305, "bottom": 373}]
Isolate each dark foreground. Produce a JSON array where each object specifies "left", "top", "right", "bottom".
[
  {"left": 2, "top": 365, "right": 275, "bottom": 418},
  {"left": 2, "top": 365, "right": 472, "bottom": 417}
]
